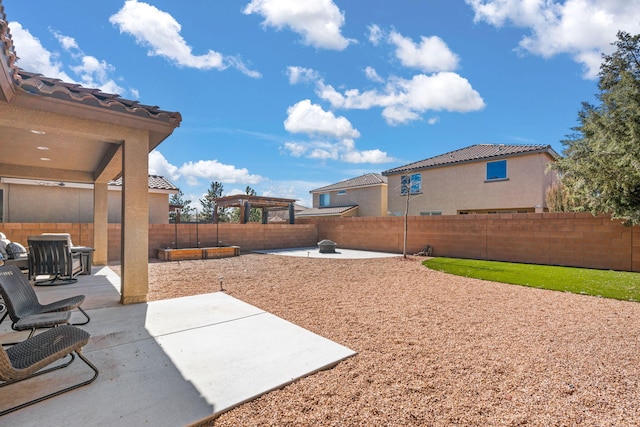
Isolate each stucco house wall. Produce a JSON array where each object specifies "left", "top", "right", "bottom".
[
  {"left": 1, "top": 178, "right": 176, "bottom": 224},
  {"left": 312, "top": 184, "right": 387, "bottom": 217},
  {"left": 386, "top": 150, "right": 558, "bottom": 216}
]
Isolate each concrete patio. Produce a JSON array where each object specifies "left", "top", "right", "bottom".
[{"left": 0, "top": 266, "right": 356, "bottom": 426}]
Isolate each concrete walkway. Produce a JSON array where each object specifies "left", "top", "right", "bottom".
[{"left": 0, "top": 266, "right": 355, "bottom": 426}]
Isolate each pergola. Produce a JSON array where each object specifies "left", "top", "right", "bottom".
[
  {"left": 214, "top": 195, "right": 297, "bottom": 224},
  {"left": 0, "top": 3, "right": 181, "bottom": 304}
]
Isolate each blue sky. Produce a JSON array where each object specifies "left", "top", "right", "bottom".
[{"left": 5, "top": 0, "right": 640, "bottom": 208}]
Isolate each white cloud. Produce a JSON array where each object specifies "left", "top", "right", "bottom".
[
  {"left": 179, "top": 159, "right": 263, "bottom": 186},
  {"left": 465, "top": 0, "right": 640, "bottom": 79},
  {"left": 10, "top": 22, "right": 127, "bottom": 95},
  {"left": 9, "top": 22, "right": 73, "bottom": 81},
  {"left": 316, "top": 26, "right": 482, "bottom": 124},
  {"left": 69, "top": 56, "right": 120, "bottom": 94},
  {"left": 389, "top": 32, "right": 460, "bottom": 73},
  {"left": 283, "top": 138, "right": 395, "bottom": 164},
  {"left": 287, "top": 66, "right": 321, "bottom": 84},
  {"left": 364, "top": 66, "right": 384, "bottom": 83},
  {"left": 318, "top": 72, "right": 485, "bottom": 125},
  {"left": 53, "top": 31, "right": 79, "bottom": 52},
  {"left": 367, "top": 24, "right": 383, "bottom": 46},
  {"left": 282, "top": 101, "right": 395, "bottom": 164},
  {"left": 149, "top": 150, "right": 262, "bottom": 187},
  {"left": 284, "top": 99, "right": 360, "bottom": 139},
  {"left": 149, "top": 150, "right": 181, "bottom": 182},
  {"left": 110, "top": 0, "right": 260, "bottom": 77},
  {"left": 243, "top": 0, "right": 351, "bottom": 50},
  {"left": 261, "top": 180, "right": 321, "bottom": 207},
  {"left": 339, "top": 140, "right": 393, "bottom": 164}
]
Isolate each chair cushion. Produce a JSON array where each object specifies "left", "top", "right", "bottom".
[
  {"left": 41, "top": 233, "right": 74, "bottom": 248},
  {"left": 0, "top": 238, "right": 9, "bottom": 258},
  {"left": 5, "top": 242, "right": 27, "bottom": 260}
]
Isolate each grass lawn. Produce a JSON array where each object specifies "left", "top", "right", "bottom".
[{"left": 423, "top": 257, "right": 640, "bottom": 302}]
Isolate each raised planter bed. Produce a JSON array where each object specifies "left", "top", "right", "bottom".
[{"left": 157, "top": 246, "right": 240, "bottom": 261}]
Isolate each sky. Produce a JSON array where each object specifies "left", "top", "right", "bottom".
[{"left": 5, "top": 0, "right": 640, "bottom": 209}]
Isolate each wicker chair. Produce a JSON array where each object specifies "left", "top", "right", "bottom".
[
  {"left": 0, "top": 324, "right": 98, "bottom": 416},
  {"left": 0, "top": 265, "right": 89, "bottom": 335},
  {"left": 27, "top": 235, "right": 83, "bottom": 285}
]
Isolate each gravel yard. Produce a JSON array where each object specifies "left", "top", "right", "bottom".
[{"left": 117, "top": 253, "right": 640, "bottom": 426}]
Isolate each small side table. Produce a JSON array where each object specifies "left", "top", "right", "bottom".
[{"left": 71, "top": 246, "right": 95, "bottom": 275}]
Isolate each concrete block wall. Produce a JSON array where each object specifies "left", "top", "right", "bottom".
[
  {"left": 1, "top": 222, "right": 93, "bottom": 248},
  {"left": 300, "top": 212, "right": 639, "bottom": 271},
  {"left": 3, "top": 213, "right": 638, "bottom": 271}
]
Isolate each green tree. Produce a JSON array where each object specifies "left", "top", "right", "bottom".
[
  {"left": 169, "top": 190, "right": 194, "bottom": 223},
  {"left": 556, "top": 31, "right": 640, "bottom": 225},
  {"left": 199, "top": 181, "right": 228, "bottom": 222}
]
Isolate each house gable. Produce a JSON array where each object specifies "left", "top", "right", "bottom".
[
  {"left": 306, "top": 173, "right": 388, "bottom": 217},
  {"left": 382, "top": 144, "right": 559, "bottom": 216}
]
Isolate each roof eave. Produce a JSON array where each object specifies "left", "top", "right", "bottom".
[{"left": 383, "top": 146, "right": 559, "bottom": 175}]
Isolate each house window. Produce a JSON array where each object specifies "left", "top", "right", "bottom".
[
  {"left": 319, "top": 193, "right": 330, "bottom": 207},
  {"left": 420, "top": 211, "right": 442, "bottom": 216},
  {"left": 486, "top": 160, "right": 507, "bottom": 180},
  {"left": 400, "top": 173, "right": 422, "bottom": 195},
  {"left": 337, "top": 190, "right": 346, "bottom": 195}
]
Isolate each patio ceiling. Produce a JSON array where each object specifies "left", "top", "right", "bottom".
[{"left": 0, "top": 69, "right": 181, "bottom": 184}]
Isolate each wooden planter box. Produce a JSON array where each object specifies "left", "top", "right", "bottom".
[{"left": 157, "top": 246, "right": 240, "bottom": 261}]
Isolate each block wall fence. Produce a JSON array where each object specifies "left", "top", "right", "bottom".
[
  {"left": 2, "top": 212, "right": 638, "bottom": 272},
  {"left": 300, "top": 212, "right": 640, "bottom": 272}
]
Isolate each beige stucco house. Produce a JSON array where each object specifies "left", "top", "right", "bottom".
[
  {"left": 0, "top": 175, "right": 178, "bottom": 224},
  {"left": 382, "top": 144, "right": 559, "bottom": 216},
  {"left": 0, "top": 1, "right": 181, "bottom": 303},
  {"left": 298, "top": 173, "right": 388, "bottom": 218}
]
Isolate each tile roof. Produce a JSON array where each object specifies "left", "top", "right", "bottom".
[
  {"left": 296, "top": 205, "right": 359, "bottom": 217},
  {"left": 0, "top": 3, "right": 20, "bottom": 89},
  {"left": 17, "top": 70, "right": 181, "bottom": 125},
  {"left": 311, "top": 173, "right": 387, "bottom": 193},
  {"left": 382, "top": 144, "right": 560, "bottom": 175},
  {"left": 109, "top": 175, "right": 178, "bottom": 191}
]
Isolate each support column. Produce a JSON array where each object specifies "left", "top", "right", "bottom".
[
  {"left": 92, "top": 182, "right": 109, "bottom": 265},
  {"left": 120, "top": 130, "right": 150, "bottom": 304},
  {"left": 239, "top": 202, "right": 246, "bottom": 224},
  {"left": 289, "top": 203, "right": 295, "bottom": 224}
]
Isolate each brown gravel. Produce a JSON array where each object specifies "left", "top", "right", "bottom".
[{"left": 113, "top": 254, "right": 640, "bottom": 426}]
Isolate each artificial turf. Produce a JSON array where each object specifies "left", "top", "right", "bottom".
[{"left": 423, "top": 257, "right": 640, "bottom": 302}]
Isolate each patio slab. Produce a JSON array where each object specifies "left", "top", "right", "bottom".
[
  {"left": 0, "top": 267, "right": 356, "bottom": 426},
  {"left": 253, "top": 246, "right": 401, "bottom": 259}
]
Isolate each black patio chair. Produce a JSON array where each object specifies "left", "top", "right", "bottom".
[
  {"left": 0, "top": 265, "right": 89, "bottom": 328},
  {"left": 0, "top": 324, "right": 98, "bottom": 416},
  {"left": 27, "top": 235, "right": 83, "bottom": 286}
]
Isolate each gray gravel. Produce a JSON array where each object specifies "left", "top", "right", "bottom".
[{"left": 126, "top": 254, "right": 640, "bottom": 426}]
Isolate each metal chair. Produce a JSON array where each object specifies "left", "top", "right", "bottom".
[
  {"left": 27, "top": 235, "right": 83, "bottom": 285},
  {"left": 0, "top": 324, "right": 98, "bottom": 416}
]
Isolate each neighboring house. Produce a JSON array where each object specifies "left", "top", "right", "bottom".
[
  {"left": 0, "top": 175, "right": 178, "bottom": 224},
  {"left": 298, "top": 173, "right": 388, "bottom": 218},
  {"left": 381, "top": 144, "right": 560, "bottom": 216}
]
